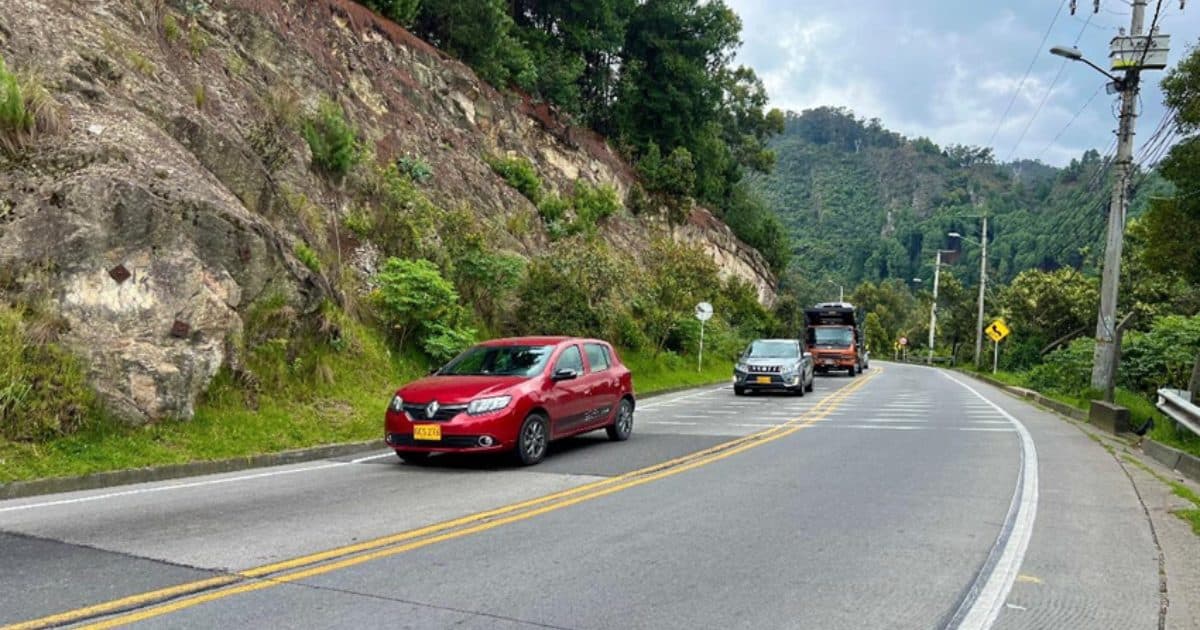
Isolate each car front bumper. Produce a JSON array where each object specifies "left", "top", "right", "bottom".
[
  {"left": 384, "top": 407, "right": 521, "bottom": 453},
  {"left": 733, "top": 372, "right": 804, "bottom": 390}
]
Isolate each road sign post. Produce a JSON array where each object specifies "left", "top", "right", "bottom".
[
  {"left": 985, "top": 319, "right": 1010, "bottom": 374},
  {"left": 695, "top": 302, "right": 713, "bottom": 372}
]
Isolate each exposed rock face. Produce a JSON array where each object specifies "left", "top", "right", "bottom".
[{"left": 0, "top": 0, "right": 775, "bottom": 423}]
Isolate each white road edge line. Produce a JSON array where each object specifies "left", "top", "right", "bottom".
[
  {"left": 637, "top": 385, "right": 729, "bottom": 410},
  {"left": 0, "top": 453, "right": 394, "bottom": 514},
  {"left": 942, "top": 371, "right": 1039, "bottom": 630}
]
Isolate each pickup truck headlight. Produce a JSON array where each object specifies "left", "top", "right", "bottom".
[
  {"left": 734, "top": 362, "right": 749, "bottom": 374},
  {"left": 467, "top": 395, "right": 512, "bottom": 415},
  {"left": 390, "top": 395, "right": 404, "bottom": 412}
]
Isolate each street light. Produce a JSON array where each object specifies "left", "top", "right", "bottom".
[
  {"left": 950, "top": 226, "right": 989, "bottom": 368},
  {"left": 1050, "top": 45, "right": 1125, "bottom": 91}
]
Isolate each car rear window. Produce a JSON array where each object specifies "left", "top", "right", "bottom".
[{"left": 584, "top": 343, "right": 610, "bottom": 373}]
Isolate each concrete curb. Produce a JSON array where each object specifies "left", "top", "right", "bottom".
[
  {"left": 0, "top": 440, "right": 383, "bottom": 501},
  {"left": 0, "top": 381, "right": 730, "bottom": 502},
  {"left": 956, "top": 370, "right": 1200, "bottom": 485}
]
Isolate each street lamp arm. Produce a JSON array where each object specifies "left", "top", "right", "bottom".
[{"left": 1050, "top": 45, "right": 1122, "bottom": 84}]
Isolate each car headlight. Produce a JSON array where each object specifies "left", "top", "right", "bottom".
[
  {"left": 734, "top": 363, "right": 748, "bottom": 373},
  {"left": 467, "top": 395, "right": 512, "bottom": 415},
  {"left": 390, "top": 395, "right": 404, "bottom": 412}
]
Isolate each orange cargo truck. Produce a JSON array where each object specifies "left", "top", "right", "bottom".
[{"left": 804, "top": 302, "right": 868, "bottom": 377}]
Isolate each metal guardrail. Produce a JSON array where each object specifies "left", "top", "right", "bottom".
[{"left": 1156, "top": 388, "right": 1200, "bottom": 439}]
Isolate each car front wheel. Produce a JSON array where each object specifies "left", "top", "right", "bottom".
[
  {"left": 606, "top": 398, "right": 634, "bottom": 441},
  {"left": 515, "top": 413, "right": 549, "bottom": 466}
]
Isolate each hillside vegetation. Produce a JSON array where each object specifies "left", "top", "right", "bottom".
[{"left": 754, "top": 107, "right": 1171, "bottom": 300}]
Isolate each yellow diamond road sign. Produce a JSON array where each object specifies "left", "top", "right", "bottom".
[{"left": 986, "top": 319, "right": 1010, "bottom": 343}]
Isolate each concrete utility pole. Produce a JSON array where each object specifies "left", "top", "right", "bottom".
[
  {"left": 975, "top": 214, "right": 988, "bottom": 368},
  {"left": 926, "top": 247, "right": 945, "bottom": 362},
  {"left": 1091, "top": 0, "right": 1145, "bottom": 393}
]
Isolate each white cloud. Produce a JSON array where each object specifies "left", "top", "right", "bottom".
[{"left": 724, "top": 0, "right": 1199, "bottom": 166}]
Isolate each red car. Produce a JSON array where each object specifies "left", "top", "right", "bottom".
[{"left": 385, "top": 337, "right": 636, "bottom": 465}]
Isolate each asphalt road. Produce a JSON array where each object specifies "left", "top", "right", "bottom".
[{"left": 0, "top": 363, "right": 1162, "bottom": 629}]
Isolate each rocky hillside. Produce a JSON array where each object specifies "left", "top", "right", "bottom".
[{"left": 0, "top": 0, "right": 775, "bottom": 425}]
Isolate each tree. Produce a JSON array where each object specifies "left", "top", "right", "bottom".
[
  {"left": 411, "top": 0, "right": 535, "bottom": 90},
  {"left": 1147, "top": 38, "right": 1200, "bottom": 401}
]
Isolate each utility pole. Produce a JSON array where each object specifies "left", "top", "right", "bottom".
[
  {"left": 974, "top": 214, "right": 988, "bottom": 368},
  {"left": 927, "top": 251, "right": 943, "bottom": 365},
  {"left": 1091, "top": 0, "right": 1146, "bottom": 394}
]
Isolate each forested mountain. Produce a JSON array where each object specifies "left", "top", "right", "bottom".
[{"left": 752, "top": 107, "right": 1171, "bottom": 298}]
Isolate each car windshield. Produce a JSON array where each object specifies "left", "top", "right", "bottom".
[
  {"left": 811, "top": 327, "right": 853, "bottom": 348},
  {"left": 437, "top": 345, "right": 555, "bottom": 377},
  {"left": 745, "top": 340, "right": 799, "bottom": 359}
]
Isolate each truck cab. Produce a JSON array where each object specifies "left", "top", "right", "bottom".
[{"left": 804, "top": 302, "right": 867, "bottom": 376}]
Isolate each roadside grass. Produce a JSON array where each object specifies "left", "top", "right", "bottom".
[
  {"left": 1122, "top": 454, "right": 1200, "bottom": 536},
  {"left": 0, "top": 336, "right": 729, "bottom": 483},
  {"left": 961, "top": 365, "right": 1200, "bottom": 459},
  {"left": 623, "top": 349, "right": 731, "bottom": 395}
]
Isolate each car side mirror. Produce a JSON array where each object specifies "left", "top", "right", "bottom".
[
  {"left": 803, "top": 352, "right": 812, "bottom": 359},
  {"left": 552, "top": 368, "right": 579, "bottom": 381}
]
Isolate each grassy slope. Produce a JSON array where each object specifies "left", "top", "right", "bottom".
[{"left": 0, "top": 337, "right": 730, "bottom": 483}]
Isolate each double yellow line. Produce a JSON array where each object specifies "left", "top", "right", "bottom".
[{"left": 8, "top": 370, "right": 878, "bottom": 630}]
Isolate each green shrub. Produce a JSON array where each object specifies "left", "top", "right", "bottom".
[
  {"left": 294, "top": 242, "right": 321, "bottom": 273},
  {"left": 1026, "top": 338, "right": 1093, "bottom": 396},
  {"left": 1119, "top": 315, "right": 1200, "bottom": 395},
  {"left": 162, "top": 14, "right": 182, "bottom": 42},
  {"left": 302, "top": 98, "right": 360, "bottom": 180},
  {"left": 343, "top": 210, "right": 374, "bottom": 238},
  {"left": 485, "top": 154, "right": 542, "bottom": 203},
  {"left": 188, "top": 27, "right": 210, "bottom": 58},
  {"left": 0, "top": 304, "right": 96, "bottom": 441},
  {"left": 571, "top": 182, "right": 621, "bottom": 225},
  {"left": 374, "top": 258, "right": 475, "bottom": 356},
  {"left": 515, "top": 238, "right": 634, "bottom": 337},
  {"left": 193, "top": 84, "right": 206, "bottom": 110},
  {"left": 0, "top": 55, "right": 59, "bottom": 156},
  {"left": 397, "top": 155, "right": 433, "bottom": 183},
  {"left": 537, "top": 193, "right": 569, "bottom": 224}
]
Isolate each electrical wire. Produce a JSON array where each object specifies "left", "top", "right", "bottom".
[
  {"left": 1006, "top": 10, "right": 1097, "bottom": 161},
  {"left": 986, "top": 0, "right": 1069, "bottom": 150},
  {"left": 1034, "top": 83, "right": 1105, "bottom": 161}
]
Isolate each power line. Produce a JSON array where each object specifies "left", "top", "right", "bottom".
[
  {"left": 986, "top": 0, "right": 1069, "bottom": 150},
  {"left": 1035, "top": 83, "right": 1105, "bottom": 161},
  {"left": 1006, "top": 10, "right": 1096, "bottom": 161}
]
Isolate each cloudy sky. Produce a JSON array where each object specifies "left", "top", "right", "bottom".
[{"left": 726, "top": 0, "right": 1199, "bottom": 166}]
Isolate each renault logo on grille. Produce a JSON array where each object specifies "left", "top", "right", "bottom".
[{"left": 426, "top": 400, "right": 439, "bottom": 418}]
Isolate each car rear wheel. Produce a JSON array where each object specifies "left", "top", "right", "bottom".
[
  {"left": 606, "top": 398, "right": 634, "bottom": 441},
  {"left": 515, "top": 413, "right": 549, "bottom": 466},
  {"left": 395, "top": 451, "right": 430, "bottom": 465}
]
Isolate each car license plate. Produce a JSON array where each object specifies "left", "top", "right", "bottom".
[
  {"left": 756, "top": 376, "right": 771, "bottom": 384},
  {"left": 413, "top": 424, "right": 441, "bottom": 441},
  {"left": 824, "top": 359, "right": 835, "bottom": 366}
]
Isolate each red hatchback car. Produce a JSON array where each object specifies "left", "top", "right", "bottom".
[{"left": 385, "top": 337, "right": 635, "bottom": 465}]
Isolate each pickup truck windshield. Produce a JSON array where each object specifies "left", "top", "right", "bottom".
[
  {"left": 438, "top": 345, "right": 555, "bottom": 377},
  {"left": 812, "top": 327, "right": 853, "bottom": 348},
  {"left": 745, "top": 340, "right": 799, "bottom": 359}
]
